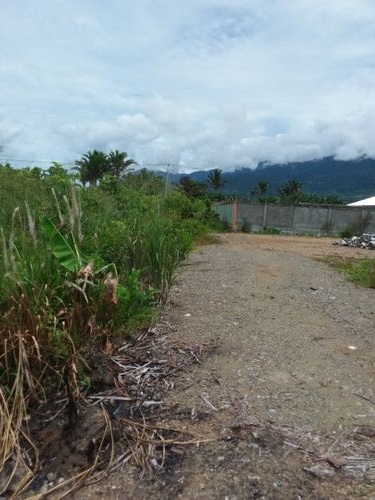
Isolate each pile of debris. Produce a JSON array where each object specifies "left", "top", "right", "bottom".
[{"left": 337, "top": 233, "right": 375, "bottom": 249}]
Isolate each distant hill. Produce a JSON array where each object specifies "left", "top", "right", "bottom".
[{"left": 165, "top": 157, "right": 375, "bottom": 202}]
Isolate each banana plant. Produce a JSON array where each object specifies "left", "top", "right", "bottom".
[{"left": 41, "top": 217, "right": 82, "bottom": 272}]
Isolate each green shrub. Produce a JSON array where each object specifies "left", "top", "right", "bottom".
[
  {"left": 340, "top": 226, "right": 355, "bottom": 239},
  {"left": 0, "top": 164, "right": 221, "bottom": 491}
]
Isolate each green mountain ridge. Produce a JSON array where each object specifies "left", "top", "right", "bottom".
[{"left": 168, "top": 157, "right": 375, "bottom": 202}]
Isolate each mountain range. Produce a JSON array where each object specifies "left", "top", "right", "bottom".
[{"left": 166, "top": 157, "right": 375, "bottom": 202}]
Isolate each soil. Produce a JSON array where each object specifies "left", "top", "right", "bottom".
[{"left": 22, "top": 234, "right": 375, "bottom": 498}]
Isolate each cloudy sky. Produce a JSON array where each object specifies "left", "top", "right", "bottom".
[{"left": 1, "top": 0, "right": 375, "bottom": 171}]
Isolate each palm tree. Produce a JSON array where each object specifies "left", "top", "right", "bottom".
[
  {"left": 258, "top": 181, "right": 270, "bottom": 196},
  {"left": 250, "top": 180, "right": 270, "bottom": 200},
  {"left": 278, "top": 179, "right": 302, "bottom": 204},
  {"left": 74, "top": 150, "right": 109, "bottom": 187},
  {"left": 207, "top": 168, "right": 226, "bottom": 191},
  {"left": 107, "top": 150, "right": 137, "bottom": 179}
]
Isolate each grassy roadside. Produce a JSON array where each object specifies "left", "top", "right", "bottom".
[
  {"left": 0, "top": 165, "right": 225, "bottom": 495},
  {"left": 322, "top": 254, "right": 375, "bottom": 288}
]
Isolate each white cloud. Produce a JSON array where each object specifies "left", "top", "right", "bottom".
[{"left": 1, "top": 0, "right": 375, "bottom": 170}]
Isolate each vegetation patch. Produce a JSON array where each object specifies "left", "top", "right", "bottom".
[
  {"left": 0, "top": 157, "right": 224, "bottom": 496},
  {"left": 321, "top": 255, "right": 375, "bottom": 288}
]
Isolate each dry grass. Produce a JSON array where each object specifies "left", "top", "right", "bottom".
[
  {"left": 0, "top": 322, "right": 218, "bottom": 497},
  {"left": 0, "top": 333, "right": 40, "bottom": 496}
]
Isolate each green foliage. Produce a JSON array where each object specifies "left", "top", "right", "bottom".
[
  {"left": 0, "top": 163, "right": 219, "bottom": 395},
  {"left": 164, "top": 191, "right": 224, "bottom": 229},
  {"left": 207, "top": 169, "right": 226, "bottom": 191},
  {"left": 74, "top": 150, "right": 109, "bottom": 187},
  {"left": 41, "top": 217, "right": 82, "bottom": 272},
  {"left": 115, "top": 269, "right": 157, "bottom": 327},
  {"left": 74, "top": 149, "right": 136, "bottom": 187},
  {"left": 201, "top": 157, "right": 375, "bottom": 201},
  {"left": 345, "top": 258, "right": 375, "bottom": 287},
  {"left": 107, "top": 150, "right": 136, "bottom": 178},
  {"left": 261, "top": 226, "right": 281, "bottom": 235},
  {"left": 257, "top": 195, "right": 278, "bottom": 204},
  {"left": 125, "top": 169, "right": 165, "bottom": 195},
  {"left": 298, "top": 192, "right": 344, "bottom": 205},
  {"left": 340, "top": 213, "right": 372, "bottom": 238},
  {"left": 0, "top": 161, "right": 224, "bottom": 484},
  {"left": 278, "top": 179, "right": 303, "bottom": 205},
  {"left": 247, "top": 177, "right": 343, "bottom": 206},
  {"left": 328, "top": 256, "right": 375, "bottom": 288},
  {"left": 144, "top": 218, "right": 194, "bottom": 299},
  {"left": 340, "top": 227, "right": 355, "bottom": 239},
  {"left": 178, "top": 175, "right": 207, "bottom": 198},
  {"left": 250, "top": 180, "right": 270, "bottom": 201}
]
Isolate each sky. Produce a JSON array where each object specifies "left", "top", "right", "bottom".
[{"left": 1, "top": 0, "right": 375, "bottom": 172}]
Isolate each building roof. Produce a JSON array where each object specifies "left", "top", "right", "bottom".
[{"left": 347, "top": 196, "right": 375, "bottom": 206}]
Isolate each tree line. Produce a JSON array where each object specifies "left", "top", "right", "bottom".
[
  {"left": 0, "top": 148, "right": 344, "bottom": 205},
  {"left": 178, "top": 168, "right": 344, "bottom": 205}
]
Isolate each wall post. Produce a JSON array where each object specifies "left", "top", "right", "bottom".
[
  {"left": 292, "top": 205, "right": 297, "bottom": 233},
  {"left": 327, "top": 206, "right": 332, "bottom": 234},
  {"left": 232, "top": 199, "right": 238, "bottom": 231},
  {"left": 262, "top": 202, "right": 268, "bottom": 229}
]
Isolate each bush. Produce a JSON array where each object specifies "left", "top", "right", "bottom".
[{"left": 0, "top": 169, "right": 218, "bottom": 383}]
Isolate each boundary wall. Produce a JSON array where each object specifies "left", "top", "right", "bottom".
[{"left": 213, "top": 201, "right": 375, "bottom": 235}]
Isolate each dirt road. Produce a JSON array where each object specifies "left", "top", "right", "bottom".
[{"left": 81, "top": 234, "right": 375, "bottom": 499}]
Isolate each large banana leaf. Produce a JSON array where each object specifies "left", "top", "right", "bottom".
[{"left": 41, "top": 217, "right": 82, "bottom": 272}]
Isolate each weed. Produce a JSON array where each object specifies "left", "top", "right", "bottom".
[
  {"left": 340, "top": 213, "right": 373, "bottom": 238},
  {"left": 261, "top": 226, "right": 281, "bottom": 235},
  {"left": 340, "top": 226, "right": 355, "bottom": 239},
  {"left": 324, "top": 255, "right": 375, "bottom": 288},
  {"left": 343, "top": 258, "right": 375, "bottom": 287}
]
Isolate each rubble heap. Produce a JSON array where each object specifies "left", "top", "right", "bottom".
[{"left": 337, "top": 233, "right": 375, "bottom": 249}]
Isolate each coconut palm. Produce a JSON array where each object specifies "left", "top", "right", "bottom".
[
  {"left": 278, "top": 179, "right": 302, "bottom": 204},
  {"left": 207, "top": 168, "right": 226, "bottom": 191},
  {"left": 107, "top": 150, "right": 137, "bottom": 179},
  {"left": 258, "top": 181, "right": 270, "bottom": 196},
  {"left": 74, "top": 150, "right": 109, "bottom": 187}
]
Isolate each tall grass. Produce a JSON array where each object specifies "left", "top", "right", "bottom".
[{"left": 79, "top": 189, "right": 206, "bottom": 300}]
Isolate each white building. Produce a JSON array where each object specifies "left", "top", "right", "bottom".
[{"left": 347, "top": 196, "right": 375, "bottom": 206}]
